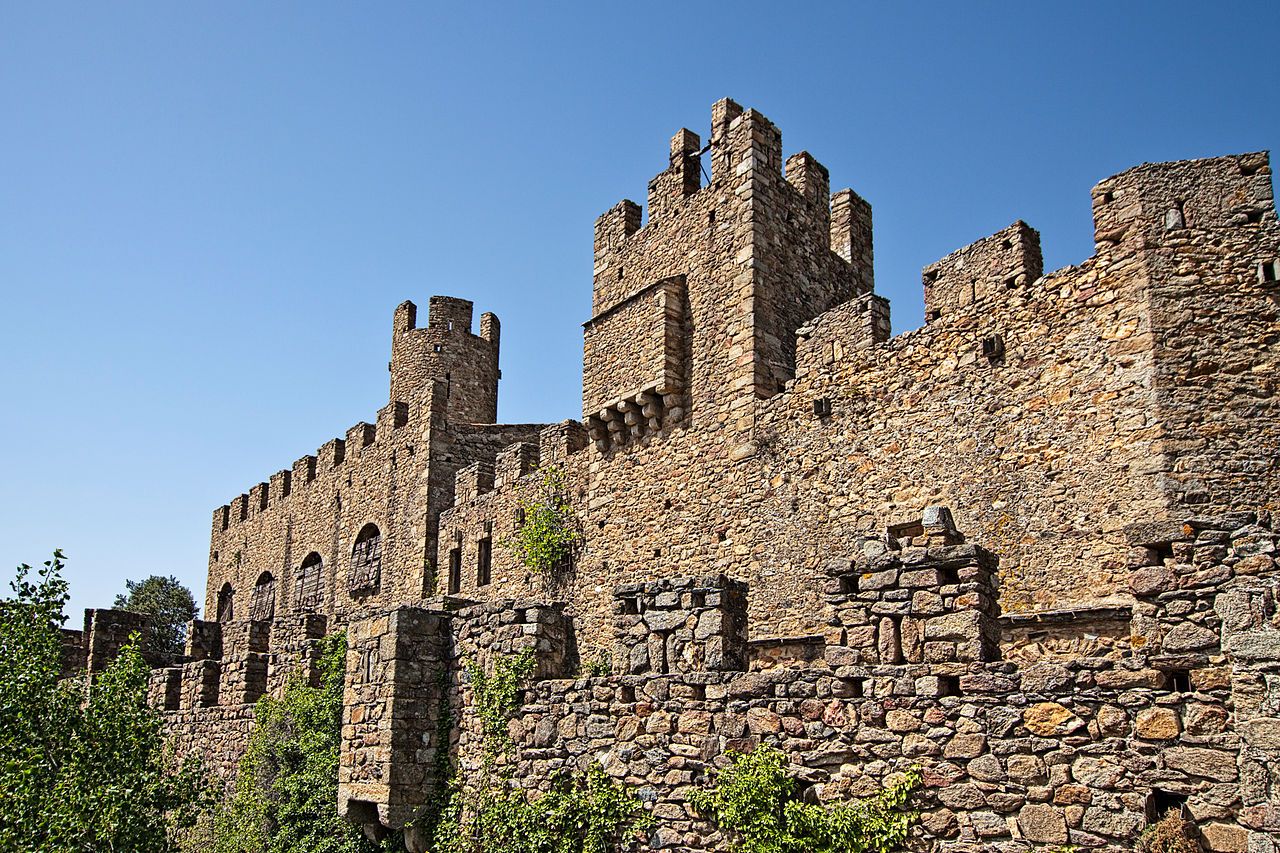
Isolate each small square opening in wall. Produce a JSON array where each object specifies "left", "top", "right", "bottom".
[
  {"left": 1147, "top": 790, "right": 1188, "bottom": 822},
  {"left": 982, "top": 334, "right": 1005, "bottom": 364},
  {"left": 1259, "top": 260, "right": 1280, "bottom": 283},
  {"left": 813, "top": 397, "right": 833, "bottom": 418},
  {"left": 937, "top": 675, "right": 960, "bottom": 697},
  {"left": 1169, "top": 670, "right": 1191, "bottom": 693}
]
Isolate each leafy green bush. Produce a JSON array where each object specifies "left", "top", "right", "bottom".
[
  {"left": 0, "top": 551, "right": 207, "bottom": 852},
  {"left": 505, "top": 467, "right": 580, "bottom": 574},
  {"left": 689, "top": 745, "right": 920, "bottom": 853},
  {"left": 210, "top": 633, "right": 388, "bottom": 853},
  {"left": 430, "top": 764, "right": 652, "bottom": 853}
]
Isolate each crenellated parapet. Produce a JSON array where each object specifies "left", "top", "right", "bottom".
[{"left": 922, "top": 221, "right": 1043, "bottom": 323}]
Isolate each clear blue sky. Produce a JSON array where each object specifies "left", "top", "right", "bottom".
[{"left": 3, "top": 2, "right": 1277, "bottom": 620}]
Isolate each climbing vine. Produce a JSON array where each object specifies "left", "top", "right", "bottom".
[
  {"left": 689, "top": 745, "right": 920, "bottom": 853},
  {"left": 207, "top": 633, "right": 394, "bottom": 853},
  {"left": 505, "top": 467, "right": 580, "bottom": 574},
  {"left": 419, "top": 648, "right": 650, "bottom": 853},
  {"left": 466, "top": 647, "right": 536, "bottom": 758}
]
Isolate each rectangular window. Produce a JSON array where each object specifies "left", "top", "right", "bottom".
[
  {"left": 477, "top": 537, "right": 492, "bottom": 587},
  {"left": 448, "top": 547, "right": 462, "bottom": 595}
]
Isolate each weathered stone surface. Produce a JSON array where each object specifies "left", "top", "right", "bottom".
[
  {"left": 1164, "top": 747, "right": 1239, "bottom": 782},
  {"left": 73, "top": 103, "right": 1279, "bottom": 852},
  {"left": 1017, "top": 803, "right": 1068, "bottom": 844},
  {"left": 1135, "top": 706, "right": 1182, "bottom": 740},
  {"left": 1023, "top": 702, "right": 1085, "bottom": 737}
]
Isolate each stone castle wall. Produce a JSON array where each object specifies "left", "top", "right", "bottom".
[{"left": 62, "top": 99, "right": 1280, "bottom": 851}]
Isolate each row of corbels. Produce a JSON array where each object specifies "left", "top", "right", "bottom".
[{"left": 587, "top": 387, "right": 685, "bottom": 451}]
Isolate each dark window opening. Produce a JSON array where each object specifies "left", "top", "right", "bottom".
[
  {"left": 653, "top": 548, "right": 661, "bottom": 558},
  {"left": 620, "top": 684, "right": 636, "bottom": 703},
  {"left": 1246, "top": 209, "right": 1264, "bottom": 224},
  {"left": 937, "top": 565, "right": 960, "bottom": 586},
  {"left": 617, "top": 266, "right": 624, "bottom": 281},
  {"left": 937, "top": 675, "right": 960, "bottom": 697},
  {"left": 839, "top": 575, "right": 858, "bottom": 595},
  {"left": 349, "top": 523, "right": 382, "bottom": 596},
  {"left": 621, "top": 597, "right": 639, "bottom": 616},
  {"left": 690, "top": 591, "right": 706, "bottom": 608},
  {"left": 1101, "top": 190, "right": 1115, "bottom": 203},
  {"left": 1170, "top": 670, "right": 1191, "bottom": 693},
  {"left": 1001, "top": 239, "right": 1013, "bottom": 250},
  {"left": 216, "top": 583, "right": 235, "bottom": 623},
  {"left": 477, "top": 537, "right": 492, "bottom": 587},
  {"left": 1147, "top": 790, "right": 1188, "bottom": 822},
  {"left": 295, "top": 552, "right": 324, "bottom": 611},
  {"left": 448, "top": 547, "right": 462, "bottom": 595},
  {"left": 1261, "top": 260, "right": 1279, "bottom": 283},
  {"left": 839, "top": 677, "right": 864, "bottom": 698},
  {"left": 982, "top": 334, "right": 1006, "bottom": 364},
  {"left": 813, "top": 397, "right": 833, "bottom": 418},
  {"left": 249, "top": 572, "right": 275, "bottom": 622},
  {"left": 1004, "top": 275, "right": 1019, "bottom": 289}
]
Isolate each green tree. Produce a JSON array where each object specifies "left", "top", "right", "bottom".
[
  {"left": 211, "top": 633, "right": 387, "bottom": 853},
  {"left": 114, "top": 573, "right": 200, "bottom": 657},
  {"left": 0, "top": 551, "right": 207, "bottom": 852}
]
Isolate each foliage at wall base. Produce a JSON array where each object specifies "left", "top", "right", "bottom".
[
  {"left": 689, "top": 745, "right": 920, "bottom": 853},
  {"left": 206, "top": 633, "right": 397, "bottom": 853}
]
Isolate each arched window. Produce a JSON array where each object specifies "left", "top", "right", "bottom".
[
  {"left": 349, "top": 523, "right": 382, "bottom": 595},
  {"left": 216, "top": 582, "right": 235, "bottom": 623},
  {"left": 250, "top": 571, "right": 276, "bottom": 622},
  {"left": 294, "top": 552, "right": 324, "bottom": 611}
]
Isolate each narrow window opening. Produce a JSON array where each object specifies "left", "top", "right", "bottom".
[
  {"left": 1101, "top": 190, "right": 1116, "bottom": 203},
  {"left": 447, "top": 547, "right": 462, "bottom": 595},
  {"left": 1240, "top": 160, "right": 1261, "bottom": 176},
  {"left": 1260, "top": 260, "right": 1280, "bottom": 283},
  {"left": 620, "top": 684, "right": 636, "bottom": 702},
  {"left": 653, "top": 548, "right": 661, "bottom": 558},
  {"left": 477, "top": 537, "right": 492, "bottom": 587},
  {"left": 249, "top": 572, "right": 276, "bottom": 622},
  {"left": 813, "top": 397, "right": 833, "bottom": 418},
  {"left": 1245, "top": 209, "right": 1264, "bottom": 224},
  {"left": 663, "top": 498, "right": 672, "bottom": 510},
  {"left": 1170, "top": 670, "right": 1191, "bottom": 693},
  {"left": 690, "top": 591, "right": 706, "bottom": 608},
  {"left": 617, "top": 266, "right": 624, "bottom": 281},
  {"left": 216, "top": 583, "right": 235, "bottom": 623},
  {"left": 349, "top": 523, "right": 383, "bottom": 596},
  {"left": 433, "top": 344, "right": 443, "bottom": 353},
  {"left": 839, "top": 677, "right": 864, "bottom": 698},
  {"left": 982, "top": 334, "right": 1006, "bottom": 365},
  {"left": 708, "top": 209, "right": 716, "bottom": 227},
  {"left": 1004, "top": 275, "right": 1019, "bottom": 289},
  {"left": 621, "top": 597, "right": 639, "bottom": 616},
  {"left": 1001, "top": 239, "right": 1013, "bottom": 250},
  {"left": 937, "top": 565, "right": 960, "bottom": 586},
  {"left": 937, "top": 675, "right": 960, "bottom": 697},
  {"left": 839, "top": 575, "right": 857, "bottom": 595},
  {"left": 295, "top": 552, "right": 324, "bottom": 611}
]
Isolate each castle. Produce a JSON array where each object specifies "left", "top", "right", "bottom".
[{"left": 62, "top": 100, "right": 1280, "bottom": 852}]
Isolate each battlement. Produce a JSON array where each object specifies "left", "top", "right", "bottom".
[
  {"left": 390, "top": 297, "right": 500, "bottom": 424},
  {"left": 922, "top": 221, "right": 1044, "bottom": 323},
  {"left": 1092, "top": 150, "right": 1275, "bottom": 251},
  {"left": 212, "top": 401, "right": 413, "bottom": 533}
]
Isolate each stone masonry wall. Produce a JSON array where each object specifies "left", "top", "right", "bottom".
[{"left": 438, "top": 513, "right": 1279, "bottom": 853}]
